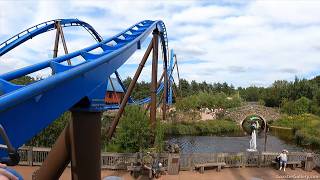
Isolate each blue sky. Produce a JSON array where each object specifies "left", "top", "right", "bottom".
[{"left": 1, "top": 0, "right": 320, "bottom": 87}]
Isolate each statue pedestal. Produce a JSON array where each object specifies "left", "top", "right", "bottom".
[{"left": 246, "top": 148, "right": 257, "bottom": 152}]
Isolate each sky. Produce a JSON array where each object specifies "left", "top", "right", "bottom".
[{"left": 1, "top": 0, "right": 320, "bottom": 87}]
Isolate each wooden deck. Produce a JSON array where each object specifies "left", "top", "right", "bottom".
[{"left": 11, "top": 166, "right": 320, "bottom": 180}]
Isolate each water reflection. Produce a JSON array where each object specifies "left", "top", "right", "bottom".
[{"left": 168, "top": 135, "right": 303, "bottom": 154}]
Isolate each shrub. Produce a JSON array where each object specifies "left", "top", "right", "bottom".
[
  {"left": 154, "top": 120, "right": 165, "bottom": 153},
  {"left": 281, "top": 97, "right": 311, "bottom": 115},
  {"left": 111, "top": 105, "right": 151, "bottom": 152},
  {"left": 293, "top": 97, "right": 311, "bottom": 114}
]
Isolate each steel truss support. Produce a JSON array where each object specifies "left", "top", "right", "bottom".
[
  {"left": 107, "top": 36, "right": 154, "bottom": 139},
  {"left": 70, "top": 111, "right": 101, "bottom": 180},
  {"left": 145, "top": 71, "right": 165, "bottom": 111},
  {"left": 150, "top": 29, "right": 159, "bottom": 132},
  {"left": 36, "top": 111, "right": 102, "bottom": 180},
  {"left": 162, "top": 36, "right": 168, "bottom": 121},
  {"left": 53, "top": 21, "right": 71, "bottom": 65},
  {"left": 36, "top": 125, "right": 71, "bottom": 179}
]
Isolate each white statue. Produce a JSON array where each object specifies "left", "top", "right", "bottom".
[{"left": 247, "top": 121, "right": 258, "bottom": 152}]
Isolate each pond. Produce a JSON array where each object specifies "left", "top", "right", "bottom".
[{"left": 167, "top": 134, "right": 304, "bottom": 154}]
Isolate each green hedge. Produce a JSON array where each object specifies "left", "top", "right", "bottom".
[{"left": 163, "top": 120, "right": 242, "bottom": 136}]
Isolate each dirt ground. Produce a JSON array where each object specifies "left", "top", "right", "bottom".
[{"left": 11, "top": 166, "right": 320, "bottom": 180}]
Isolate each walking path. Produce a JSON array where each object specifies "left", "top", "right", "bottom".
[{"left": 11, "top": 166, "right": 320, "bottom": 180}]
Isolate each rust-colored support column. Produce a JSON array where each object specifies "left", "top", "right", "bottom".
[
  {"left": 107, "top": 39, "right": 154, "bottom": 139},
  {"left": 145, "top": 71, "right": 165, "bottom": 111},
  {"left": 150, "top": 29, "right": 159, "bottom": 131},
  {"left": 53, "top": 21, "right": 60, "bottom": 58},
  {"left": 70, "top": 111, "right": 102, "bottom": 180},
  {"left": 53, "top": 21, "right": 71, "bottom": 65},
  {"left": 170, "top": 77, "right": 179, "bottom": 99},
  {"left": 57, "top": 23, "right": 71, "bottom": 66},
  {"left": 36, "top": 124, "right": 71, "bottom": 180},
  {"left": 174, "top": 54, "right": 181, "bottom": 93}
]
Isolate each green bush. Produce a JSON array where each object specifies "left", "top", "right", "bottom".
[
  {"left": 294, "top": 97, "right": 311, "bottom": 114},
  {"left": 281, "top": 99, "right": 295, "bottom": 115},
  {"left": 109, "top": 105, "right": 151, "bottom": 152},
  {"left": 154, "top": 120, "right": 165, "bottom": 153},
  {"left": 281, "top": 97, "right": 311, "bottom": 115}
]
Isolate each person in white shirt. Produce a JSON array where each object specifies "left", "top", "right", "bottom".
[{"left": 277, "top": 149, "right": 288, "bottom": 171}]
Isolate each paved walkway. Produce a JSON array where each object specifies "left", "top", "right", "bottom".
[{"left": 11, "top": 166, "right": 320, "bottom": 180}]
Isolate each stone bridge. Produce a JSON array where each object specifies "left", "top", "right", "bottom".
[{"left": 224, "top": 103, "right": 281, "bottom": 125}]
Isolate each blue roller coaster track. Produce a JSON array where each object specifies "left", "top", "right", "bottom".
[{"left": 0, "top": 19, "right": 177, "bottom": 165}]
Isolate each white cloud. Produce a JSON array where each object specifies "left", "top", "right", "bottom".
[
  {"left": 171, "top": 5, "right": 238, "bottom": 24},
  {"left": 247, "top": 1, "right": 320, "bottom": 26}
]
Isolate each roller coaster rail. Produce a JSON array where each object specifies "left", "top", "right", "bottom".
[{"left": 0, "top": 19, "right": 179, "bottom": 179}]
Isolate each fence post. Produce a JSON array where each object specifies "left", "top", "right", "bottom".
[
  {"left": 100, "top": 153, "right": 103, "bottom": 169},
  {"left": 258, "top": 151, "right": 261, "bottom": 168},
  {"left": 168, "top": 153, "right": 180, "bottom": 175},
  {"left": 188, "top": 155, "right": 192, "bottom": 171},
  {"left": 242, "top": 153, "right": 246, "bottom": 168},
  {"left": 27, "top": 146, "right": 33, "bottom": 166}
]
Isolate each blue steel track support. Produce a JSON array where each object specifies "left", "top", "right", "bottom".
[{"left": 0, "top": 19, "right": 170, "bottom": 180}]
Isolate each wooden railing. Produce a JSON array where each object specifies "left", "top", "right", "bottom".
[
  {"left": 18, "top": 146, "right": 51, "bottom": 166},
  {"left": 101, "top": 152, "right": 168, "bottom": 170},
  {"left": 17, "top": 146, "right": 319, "bottom": 171}
]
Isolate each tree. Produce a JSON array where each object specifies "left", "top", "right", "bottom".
[
  {"left": 191, "top": 80, "right": 199, "bottom": 93},
  {"left": 112, "top": 105, "right": 151, "bottom": 152},
  {"left": 281, "top": 99, "right": 295, "bottom": 115},
  {"left": 239, "top": 86, "right": 261, "bottom": 102},
  {"left": 179, "top": 79, "right": 191, "bottom": 97},
  {"left": 11, "top": 76, "right": 35, "bottom": 85},
  {"left": 293, "top": 97, "right": 311, "bottom": 115},
  {"left": 27, "top": 112, "right": 71, "bottom": 147}
]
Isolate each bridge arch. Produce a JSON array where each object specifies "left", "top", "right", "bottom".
[
  {"left": 240, "top": 114, "right": 267, "bottom": 133},
  {"left": 225, "top": 103, "right": 281, "bottom": 129}
]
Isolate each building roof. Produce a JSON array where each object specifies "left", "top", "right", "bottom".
[{"left": 107, "top": 78, "right": 125, "bottom": 93}]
